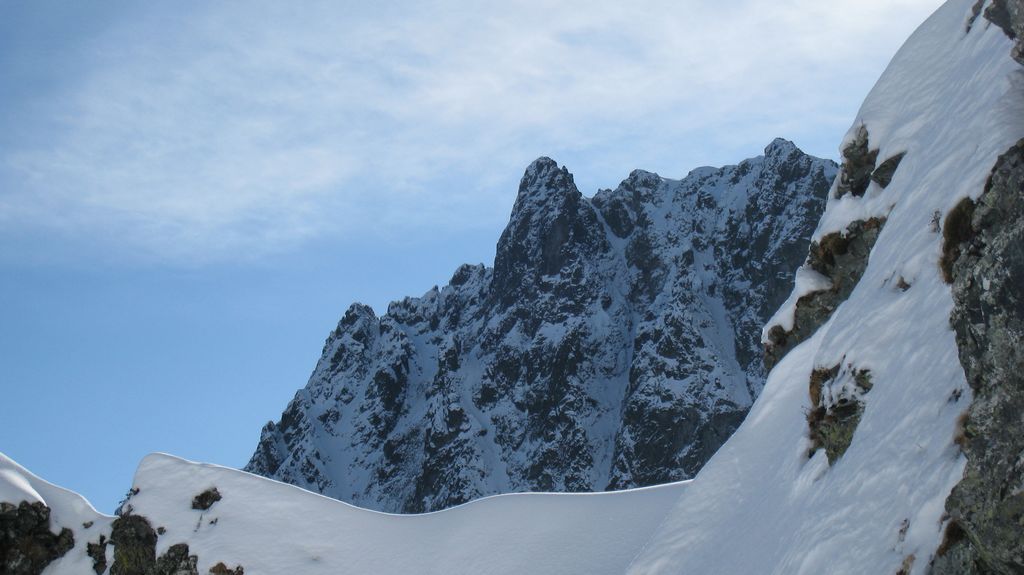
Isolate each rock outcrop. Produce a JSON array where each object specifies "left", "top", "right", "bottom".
[
  {"left": 247, "top": 140, "right": 837, "bottom": 512},
  {"left": 764, "top": 217, "right": 886, "bottom": 370},
  {"left": 0, "top": 483, "right": 243, "bottom": 575},
  {"left": 806, "top": 364, "right": 873, "bottom": 464},
  {"left": 931, "top": 4, "right": 1024, "bottom": 572},
  {"left": 986, "top": 0, "right": 1024, "bottom": 63},
  {"left": 0, "top": 501, "right": 74, "bottom": 575},
  {"left": 933, "top": 139, "right": 1024, "bottom": 574}
]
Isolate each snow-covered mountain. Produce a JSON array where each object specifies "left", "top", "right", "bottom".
[
  {"left": 2, "top": 1, "right": 1022, "bottom": 574},
  {"left": 245, "top": 140, "right": 836, "bottom": 512}
]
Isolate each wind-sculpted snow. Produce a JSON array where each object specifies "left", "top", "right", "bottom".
[
  {"left": 247, "top": 140, "right": 836, "bottom": 512},
  {"left": 0, "top": 452, "right": 686, "bottom": 575}
]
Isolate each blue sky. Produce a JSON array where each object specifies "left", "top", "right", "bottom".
[{"left": 1, "top": 0, "right": 940, "bottom": 512}]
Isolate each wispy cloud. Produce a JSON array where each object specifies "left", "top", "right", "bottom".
[{"left": 0, "top": 0, "right": 942, "bottom": 264}]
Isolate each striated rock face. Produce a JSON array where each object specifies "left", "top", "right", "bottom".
[
  {"left": 0, "top": 501, "right": 74, "bottom": 575},
  {"left": 246, "top": 139, "right": 837, "bottom": 512},
  {"left": 932, "top": 7, "right": 1024, "bottom": 573},
  {"left": 933, "top": 139, "right": 1024, "bottom": 574}
]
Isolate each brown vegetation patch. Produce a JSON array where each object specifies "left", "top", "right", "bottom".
[
  {"left": 936, "top": 520, "right": 967, "bottom": 558},
  {"left": 940, "top": 197, "right": 976, "bottom": 283}
]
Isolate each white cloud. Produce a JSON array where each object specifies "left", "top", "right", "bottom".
[{"left": 0, "top": 0, "right": 943, "bottom": 263}]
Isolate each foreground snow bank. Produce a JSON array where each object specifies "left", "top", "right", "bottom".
[
  {"left": 127, "top": 453, "right": 685, "bottom": 574},
  {"left": 0, "top": 451, "right": 685, "bottom": 574}
]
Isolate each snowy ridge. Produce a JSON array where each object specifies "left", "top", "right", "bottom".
[
  {"left": 247, "top": 139, "right": 836, "bottom": 512},
  {"left": 0, "top": 452, "right": 685, "bottom": 575}
]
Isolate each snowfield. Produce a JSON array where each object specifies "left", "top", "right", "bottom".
[{"left": 2, "top": 1, "right": 1022, "bottom": 573}]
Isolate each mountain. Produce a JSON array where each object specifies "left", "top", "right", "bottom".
[
  {"left": 244, "top": 139, "right": 837, "bottom": 512},
  {"left": 3, "top": 1, "right": 1023, "bottom": 574}
]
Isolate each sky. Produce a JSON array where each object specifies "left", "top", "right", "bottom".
[{"left": 0, "top": 0, "right": 942, "bottom": 513}]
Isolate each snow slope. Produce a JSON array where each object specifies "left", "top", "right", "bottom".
[{"left": 630, "top": 1, "right": 1024, "bottom": 573}]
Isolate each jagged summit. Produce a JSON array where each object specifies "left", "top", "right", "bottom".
[
  {"left": 513, "top": 157, "right": 577, "bottom": 205},
  {"left": 246, "top": 139, "right": 837, "bottom": 512},
  {"left": 521, "top": 155, "right": 562, "bottom": 178},
  {"left": 764, "top": 136, "right": 801, "bottom": 158}
]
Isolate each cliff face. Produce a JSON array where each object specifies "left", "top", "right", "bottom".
[
  {"left": 934, "top": 138, "right": 1024, "bottom": 575},
  {"left": 931, "top": 4, "right": 1024, "bottom": 565},
  {"left": 246, "top": 140, "right": 836, "bottom": 512}
]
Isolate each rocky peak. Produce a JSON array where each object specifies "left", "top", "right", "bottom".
[
  {"left": 493, "top": 157, "right": 609, "bottom": 304},
  {"left": 449, "top": 263, "right": 487, "bottom": 287},
  {"left": 764, "top": 137, "right": 800, "bottom": 160},
  {"left": 337, "top": 303, "right": 375, "bottom": 331},
  {"left": 246, "top": 140, "right": 838, "bottom": 513},
  {"left": 623, "top": 169, "right": 663, "bottom": 190},
  {"left": 515, "top": 157, "right": 575, "bottom": 202}
]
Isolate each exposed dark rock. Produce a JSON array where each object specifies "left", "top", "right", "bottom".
[
  {"left": 110, "top": 515, "right": 158, "bottom": 575},
  {"left": 934, "top": 139, "right": 1024, "bottom": 574},
  {"left": 871, "top": 152, "right": 906, "bottom": 189},
  {"left": 967, "top": 0, "right": 987, "bottom": 33},
  {"left": 104, "top": 512, "right": 221, "bottom": 575},
  {"left": 0, "top": 501, "right": 75, "bottom": 575},
  {"left": 806, "top": 365, "right": 872, "bottom": 464},
  {"left": 834, "top": 128, "right": 907, "bottom": 197},
  {"left": 87, "top": 534, "right": 109, "bottom": 574},
  {"left": 765, "top": 218, "right": 886, "bottom": 370},
  {"left": 986, "top": 0, "right": 1024, "bottom": 65},
  {"left": 153, "top": 544, "right": 198, "bottom": 575},
  {"left": 208, "top": 562, "right": 244, "bottom": 575},
  {"left": 191, "top": 488, "right": 221, "bottom": 511},
  {"left": 608, "top": 404, "right": 747, "bottom": 489},
  {"left": 931, "top": 520, "right": 987, "bottom": 574},
  {"left": 835, "top": 125, "right": 879, "bottom": 199},
  {"left": 807, "top": 218, "right": 886, "bottom": 287}
]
